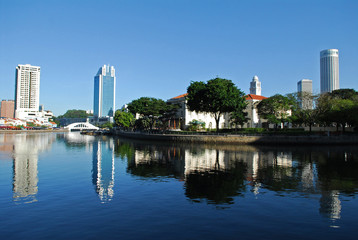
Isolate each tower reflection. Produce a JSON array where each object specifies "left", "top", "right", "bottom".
[
  {"left": 92, "top": 138, "right": 115, "bottom": 203},
  {"left": 10, "top": 133, "right": 54, "bottom": 204}
]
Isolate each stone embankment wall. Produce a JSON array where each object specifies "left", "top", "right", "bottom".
[{"left": 112, "top": 130, "right": 358, "bottom": 145}]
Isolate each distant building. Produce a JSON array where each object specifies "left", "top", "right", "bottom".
[
  {"left": 297, "top": 79, "right": 313, "bottom": 109},
  {"left": 250, "top": 76, "right": 261, "bottom": 96},
  {"left": 15, "top": 64, "right": 41, "bottom": 119},
  {"left": 320, "top": 49, "right": 339, "bottom": 93},
  {"left": 0, "top": 100, "right": 15, "bottom": 118},
  {"left": 93, "top": 65, "right": 116, "bottom": 120}
]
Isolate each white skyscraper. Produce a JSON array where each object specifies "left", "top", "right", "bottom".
[
  {"left": 15, "top": 64, "right": 41, "bottom": 118},
  {"left": 320, "top": 49, "right": 339, "bottom": 93},
  {"left": 250, "top": 75, "right": 261, "bottom": 96}
]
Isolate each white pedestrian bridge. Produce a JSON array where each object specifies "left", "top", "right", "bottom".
[{"left": 65, "top": 122, "right": 99, "bottom": 131}]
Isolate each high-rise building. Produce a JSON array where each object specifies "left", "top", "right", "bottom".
[
  {"left": 297, "top": 79, "right": 313, "bottom": 109},
  {"left": 93, "top": 65, "right": 116, "bottom": 118},
  {"left": 298, "top": 79, "right": 312, "bottom": 93},
  {"left": 0, "top": 100, "right": 15, "bottom": 118},
  {"left": 15, "top": 64, "right": 41, "bottom": 118},
  {"left": 250, "top": 75, "right": 261, "bottom": 96},
  {"left": 320, "top": 49, "right": 339, "bottom": 93}
]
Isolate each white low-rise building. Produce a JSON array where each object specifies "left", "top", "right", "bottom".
[{"left": 167, "top": 93, "right": 230, "bottom": 130}]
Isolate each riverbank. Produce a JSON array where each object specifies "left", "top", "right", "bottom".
[
  {"left": 0, "top": 129, "right": 69, "bottom": 133},
  {"left": 112, "top": 130, "right": 358, "bottom": 145}
]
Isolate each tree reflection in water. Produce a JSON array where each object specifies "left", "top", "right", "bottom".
[{"left": 114, "top": 138, "right": 358, "bottom": 223}]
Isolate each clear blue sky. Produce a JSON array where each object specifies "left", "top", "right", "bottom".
[{"left": 1, "top": 0, "right": 357, "bottom": 116}]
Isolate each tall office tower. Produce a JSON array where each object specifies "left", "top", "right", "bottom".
[
  {"left": 15, "top": 64, "right": 41, "bottom": 118},
  {"left": 250, "top": 75, "right": 261, "bottom": 96},
  {"left": 93, "top": 65, "right": 116, "bottom": 118},
  {"left": 320, "top": 49, "right": 339, "bottom": 93},
  {"left": 0, "top": 100, "right": 15, "bottom": 118},
  {"left": 297, "top": 79, "right": 313, "bottom": 109}
]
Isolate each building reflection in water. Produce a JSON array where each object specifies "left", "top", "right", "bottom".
[
  {"left": 123, "top": 141, "right": 354, "bottom": 223},
  {"left": 92, "top": 139, "right": 115, "bottom": 203},
  {"left": 0, "top": 133, "right": 55, "bottom": 204}
]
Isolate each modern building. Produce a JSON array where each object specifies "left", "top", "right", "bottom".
[
  {"left": 0, "top": 100, "right": 15, "bottom": 118},
  {"left": 15, "top": 64, "right": 41, "bottom": 119},
  {"left": 297, "top": 79, "right": 313, "bottom": 109},
  {"left": 320, "top": 49, "right": 339, "bottom": 93},
  {"left": 250, "top": 75, "right": 261, "bottom": 96},
  {"left": 93, "top": 65, "right": 116, "bottom": 120}
]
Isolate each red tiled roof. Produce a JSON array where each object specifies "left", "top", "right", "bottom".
[
  {"left": 170, "top": 93, "right": 267, "bottom": 101},
  {"left": 171, "top": 93, "right": 188, "bottom": 99},
  {"left": 245, "top": 94, "right": 268, "bottom": 100}
]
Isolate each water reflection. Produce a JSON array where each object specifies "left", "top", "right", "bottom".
[
  {"left": 0, "top": 133, "right": 55, "bottom": 204},
  {"left": 92, "top": 139, "right": 115, "bottom": 203},
  {"left": 57, "top": 133, "right": 116, "bottom": 203},
  {"left": 114, "top": 139, "right": 358, "bottom": 224}
]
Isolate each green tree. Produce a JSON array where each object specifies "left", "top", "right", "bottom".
[
  {"left": 230, "top": 110, "right": 248, "bottom": 130},
  {"left": 316, "top": 89, "right": 358, "bottom": 131},
  {"left": 127, "top": 97, "right": 177, "bottom": 130},
  {"left": 134, "top": 117, "right": 151, "bottom": 131},
  {"left": 186, "top": 77, "right": 246, "bottom": 132},
  {"left": 58, "top": 109, "right": 91, "bottom": 118},
  {"left": 114, "top": 110, "right": 135, "bottom": 129},
  {"left": 292, "top": 109, "right": 319, "bottom": 132},
  {"left": 101, "top": 122, "right": 113, "bottom": 129},
  {"left": 257, "top": 94, "right": 295, "bottom": 129}
]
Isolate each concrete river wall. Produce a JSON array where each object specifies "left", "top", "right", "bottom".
[{"left": 112, "top": 130, "right": 358, "bottom": 145}]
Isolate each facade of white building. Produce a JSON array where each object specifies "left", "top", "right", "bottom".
[
  {"left": 244, "top": 94, "right": 268, "bottom": 128},
  {"left": 15, "top": 64, "right": 41, "bottom": 119},
  {"left": 167, "top": 94, "right": 230, "bottom": 130},
  {"left": 14, "top": 64, "right": 54, "bottom": 123}
]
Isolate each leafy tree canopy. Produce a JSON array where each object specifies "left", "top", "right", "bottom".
[
  {"left": 186, "top": 77, "right": 246, "bottom": 131},
  {"left": 257, "top": 94, "right": 296, "bottom": 127},
  {"left": 114, "top": 110, "right": 135, "bottom": 129},
  {"left": 127, "top": 97, "right": 178, "bottom": 130},
  {"left": 316, "top": 89, "right": 358, "bottom": 131},
  {"left": 58, "top": 109, "right": 91, "bottom": 118}
]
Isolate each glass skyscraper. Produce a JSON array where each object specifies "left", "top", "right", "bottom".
[{"left": 93, "top": 65, "right": 116, "bottom": 118}]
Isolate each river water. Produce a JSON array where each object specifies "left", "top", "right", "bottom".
[{"left": 0, "top": 132, "right": 357, "bottom": 239}]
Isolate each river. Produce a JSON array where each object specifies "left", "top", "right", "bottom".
[{"left": 0, "top": 132, "right": 357, "bottom": 239}]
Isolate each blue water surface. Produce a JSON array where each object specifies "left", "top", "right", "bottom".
[{"left": 0, "top": 132, "right": 357, "bottom": 240}]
